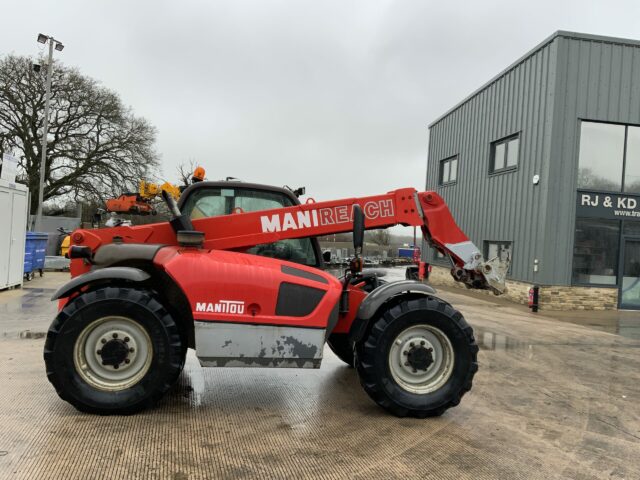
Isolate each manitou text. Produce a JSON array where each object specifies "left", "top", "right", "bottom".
[
  {"left": 195, "top": 300, "right": 246, "bottom": 314},
  {"left": 260, "top": 200, "right": 394, "bottom": 233}
]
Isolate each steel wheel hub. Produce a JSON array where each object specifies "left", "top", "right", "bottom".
[
  {"left": 388, "top": 324, "right": 455, "bottom": 394},
  {"left": 405, "top": 342, "right": 434, "bottom": 372},
  {"left": 98, "top": 335, "right": 132, "bottom": 368},
  {"left": 73, "top": 316, "right": 153, "bottom": 392}
]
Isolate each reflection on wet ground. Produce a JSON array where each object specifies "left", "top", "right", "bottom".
[
  {"left": 474, "top": 327, "right": 534, "bottom": 354},
  {"left": 350, "top": 266, "right": 640, "bottom": 341},
  {"left": 1, "top": 272, "right": 639, "bottom": 479},
  {"left": 548, "top": 309, "right": 640, "bottom": 340},
  {"left": 0, "top": 284, "right": 59, "bottom": 340}
]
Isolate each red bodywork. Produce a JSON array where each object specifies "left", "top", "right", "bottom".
[
  {"left": 155, "top": 247, "right": 342, "bottom": 329},
  {"left": 70, "top": 189, "right": 467, "bottom": 275},
  {"left": 66, "top": 188, "right": 476, "bottom": 337},
  {"left": 105, "top": 194, "right": 154, "bottom": 215}
]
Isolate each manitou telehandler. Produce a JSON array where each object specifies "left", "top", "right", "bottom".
[{"left": 45, "top": 180, "right": 508, "bottom": 417}]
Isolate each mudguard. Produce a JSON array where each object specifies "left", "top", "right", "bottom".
[
  {"left": 349, "top": 280, "right": 437, "bottom": 343},
  {"left": 51, "top": 267, "right": 150, "bottom": 300}
]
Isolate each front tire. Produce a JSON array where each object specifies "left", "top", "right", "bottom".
[
  {"left": 44, "top": 287, "right": 183, "bottom": 415},
  {"left": 355, "top": 296, "right": 478, "bottom": 417}
]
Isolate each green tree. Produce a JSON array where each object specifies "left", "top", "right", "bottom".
[{"left": 0, "top": 54, "right": 159, "bottom": 213}]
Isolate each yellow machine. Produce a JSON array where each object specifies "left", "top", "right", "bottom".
[
  {"left": 104, "top": 168, "right": 205, "bottom": 216},
  {"left": 60, "top": 235, "right": 71, "bottom": 257},
  {"left": 139, "top": 180, "right": 181, "bottom": 201}
]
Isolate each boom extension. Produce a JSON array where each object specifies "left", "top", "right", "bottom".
[{"left": 69, "top": 188, "right": 508, "bottom": 293}]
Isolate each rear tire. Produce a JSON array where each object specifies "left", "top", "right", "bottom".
[
  {"left": 406, "top": 266, "right": 419, "bottom": 280},
  {"left": 327, "top": 333, "right": 354, "bottom": 367},
  {"left": 44, "top": 287, "right": 183, "bottom": 415},
  {"left": 355, "top": 296, "right": 478, "bottom": 417}
]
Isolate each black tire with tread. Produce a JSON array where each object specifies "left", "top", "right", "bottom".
[
  {"left": 44, "top": 287, "right": 184, "bottom": 415},
  {"left": 327, "top": 333, "right": 354, "bottom": 367},
  {"left": 354, "top": 295, "right": 478, "bottom": 418}
]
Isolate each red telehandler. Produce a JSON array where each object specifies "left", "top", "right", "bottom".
[{"left": 45, "top": 180, "right": 508, "bottom": 417}]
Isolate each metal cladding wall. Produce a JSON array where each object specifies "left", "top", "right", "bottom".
[
  {"left": 546, "top": 34, "right": 640, "bottom": 285},
  {"left": 426, "top": 35, "right": 558, "bottom": 284},
  {"left": 426, "top": 31, "right": 640, "bottom": 286}
]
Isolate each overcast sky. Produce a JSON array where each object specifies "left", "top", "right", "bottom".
[{"left": 2, "top": 0, "right": 640, "bottom": 207}]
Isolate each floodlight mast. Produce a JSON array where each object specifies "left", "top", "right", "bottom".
[{"left": 34, "top": 34, "right": 64, "bottom": 231}]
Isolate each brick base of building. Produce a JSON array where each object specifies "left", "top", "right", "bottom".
[{"left": 427, "top": 265, "right": 618, "bottom": 311}]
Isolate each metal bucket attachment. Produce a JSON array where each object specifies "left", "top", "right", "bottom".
[{"left": 478, "top": 256, "right": 510, "bottom": 295}]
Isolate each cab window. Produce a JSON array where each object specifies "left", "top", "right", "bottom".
[
  {"left": 184, "top": 188, "right": 294, "bottom": 219},
  {"left": 182, "top": 187, "right": 319, "bottom": 266}
]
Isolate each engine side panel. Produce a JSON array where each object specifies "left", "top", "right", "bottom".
[
  {"left": 155, "top": 247, "right": 342, "bottom": 367},
  {"left": 155, "top": 247, "right": 341, "bottom": 328}
]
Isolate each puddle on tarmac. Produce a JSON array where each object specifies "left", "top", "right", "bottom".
[
  {"left": 176, "top": 352, "right": 206, "bottom": 407},
  {"left": 23, "top": 288, "right": 57, "bottom": 294},
  {"left": 19, "top": 330, "right": 46, "bottom": 339},
  {"left": 473, "top": 327, "right": 535, "bottom": 359}
]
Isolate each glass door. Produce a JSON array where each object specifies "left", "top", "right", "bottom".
[{"left": 619, "top": 238, "right": 640, "bottom": 309}]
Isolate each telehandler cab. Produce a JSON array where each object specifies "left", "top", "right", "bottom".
[{"left": 45, "top": 180, "right": 508, "bottom": 417}]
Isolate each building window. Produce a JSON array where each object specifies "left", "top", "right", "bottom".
[
  {"left": 577, "top": 121, "right": 625, "bottom": 191},
  {"left": 572, "top": 218, "right": 619, "bottom": 285},
  {"left": 484, "top": 241, "right": 512, "bottom": 263},
  {"left": 439, "top": 156, "right": 458, "bottom": 185},
  {"left": 578, "top": 122, "right": 640, "bottom": 193},
  {"left": 490, "top": 134, "right": 519, "bottom": 173},
  {"left": 624, "top": 126, "right": 640, "bottom": 194},
  {"left": 624, "top": 221, "right": 640, "bottom": 236}
]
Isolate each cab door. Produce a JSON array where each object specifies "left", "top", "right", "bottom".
[{"left": 179, "top": 182, "right": 323, "bottom": 267}]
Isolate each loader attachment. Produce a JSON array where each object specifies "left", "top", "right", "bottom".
[
  {"left": 477, "top": 256, "right": 510, "bottom": 295},
  {"left": 445, "top": 246, "right": 510, "bottom": 295}
]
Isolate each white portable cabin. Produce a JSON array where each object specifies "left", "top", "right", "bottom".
[{"left": 0, "top": 179, "right": 29, "bottom": 289}]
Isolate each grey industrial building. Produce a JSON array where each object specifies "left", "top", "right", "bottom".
[{"left": 425, "top": 31, "right": 640, "bottom": 310}]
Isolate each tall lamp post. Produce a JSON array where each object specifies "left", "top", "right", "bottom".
[{"left": 34, "top": 33, "right": 64, "bottom": 232}]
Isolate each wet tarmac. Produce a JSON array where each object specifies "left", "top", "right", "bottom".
[{"left": 1, "top": 271, "right": 639, "bottom": 479}]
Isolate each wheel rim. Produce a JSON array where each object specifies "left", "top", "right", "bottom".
[
  {"left": 73, "top": 316, "right": 153, "bottom": 392},
  {"left": 388, "top": 324, "right": 455, "bottom": 394}
]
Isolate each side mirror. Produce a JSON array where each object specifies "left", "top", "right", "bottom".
[
  {"left": 352, "top": 204, "right": 364, "bottom": 252},
  {"left": 322, "top": 251, "right": 331, "bottom": 263}
]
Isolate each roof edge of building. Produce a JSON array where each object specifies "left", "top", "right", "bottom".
[{"left": 427, "top": 30, "right": 640, "bottom": 129}]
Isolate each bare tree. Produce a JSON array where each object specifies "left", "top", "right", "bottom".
[
  {"left": 0, "top": 55, "right": 159, "bottom": 213},
  {"left": 577, "top": 167, "right": 620, "bottom": 191},
  {"left": 366, "top": 229, "right": 391, "bottom": 246},
  {"left": 176, "top": 159, "right": 197, "bottom": 187}
]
